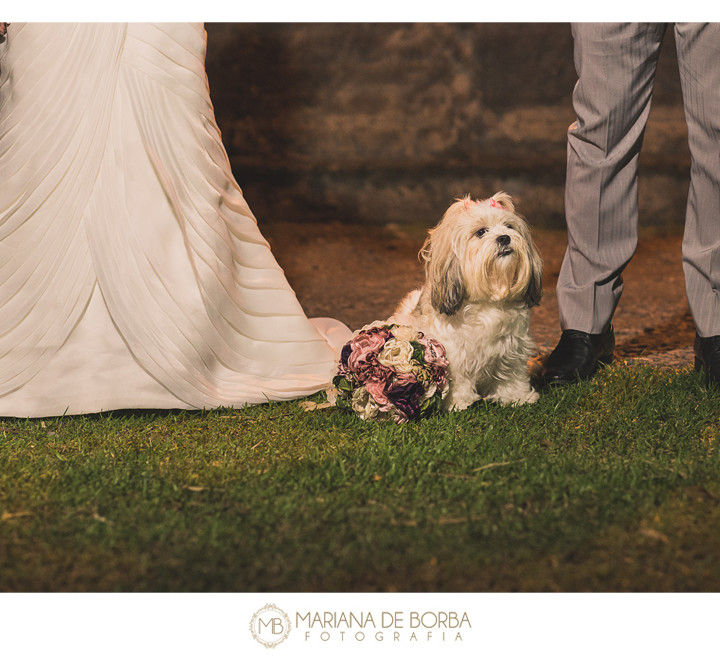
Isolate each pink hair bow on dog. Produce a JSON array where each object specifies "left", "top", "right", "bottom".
[{"left": 489, "top": 198, "right": 500, "bottom": 208}]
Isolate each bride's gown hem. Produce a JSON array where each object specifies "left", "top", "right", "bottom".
[{"left": 0, "top": 22, "right": 351, "bottom": 418}]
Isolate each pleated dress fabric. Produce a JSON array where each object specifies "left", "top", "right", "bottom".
[{"left": 0, "top": 23, "right": 350, "bottom": 417}]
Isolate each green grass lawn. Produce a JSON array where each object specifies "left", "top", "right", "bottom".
[{"left": 1, "top": 362, "right": 719, "bottom": 592}]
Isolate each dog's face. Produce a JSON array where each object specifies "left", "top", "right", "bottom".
[{"left": 422, "top": 192, "right": 543, "bottom": 315}]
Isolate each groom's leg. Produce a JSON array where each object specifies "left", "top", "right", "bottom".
[
  {"left": 675, "top": 23, "right": 720, "bottom": 338},
  {"left": 557, "top": 23, "right": 668, "bottom": 333}
]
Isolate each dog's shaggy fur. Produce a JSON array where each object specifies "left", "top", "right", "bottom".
[{"left": 390, "top": 192, "right": 543, "bottom": 411}]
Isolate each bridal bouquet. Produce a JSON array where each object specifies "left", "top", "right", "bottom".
[{"left": 327, "top": 323, "right": 449, "bottom": 424}]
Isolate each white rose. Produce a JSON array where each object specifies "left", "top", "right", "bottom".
[
  {"left": 390, "top": 324, "right": 419, "bottom": 342},
  {"left": 354, "top": 320, "right": 389, "bottom": 336},
  {"left": 421, "top": 382, "right": 437, "bottom": 401},
  {"left": 351, "top": 386, "right": 379, "bottom": 420},
  {"left": 377, "top": 338, "right": 415, "bottom": 373}
]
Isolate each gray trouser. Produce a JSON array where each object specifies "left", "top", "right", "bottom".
[{"left": 557, "top": 23, "right": 720, "bottom": 337}]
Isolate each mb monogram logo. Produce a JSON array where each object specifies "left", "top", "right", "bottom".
[{"left": 250, "top": 604, "right": 292, "bottom": 648}]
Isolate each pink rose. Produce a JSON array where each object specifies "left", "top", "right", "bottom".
[
  {"left": 420, "top": 337, "right": 449, "bottom": 388},
  {"left": 348, "top": 331, "right": 387, "bottom": 365},
  {"left": 422, "top": 337, "right": 447, "bottom": 364},
  {"left": 347, "top": 329, "right": 390, "bottom": 382},
  {"left": 389, "top": 371, "right": 419, "bottom": 389},
  {"left": 365, "top": 378, "right": 390, "bottom": 406},
  {"left": 363, "top": 359, "right": 396, "bottom": 405}
]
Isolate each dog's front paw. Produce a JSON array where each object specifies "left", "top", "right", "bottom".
[
  {"left": 442, "top": 387, "right": 480, "bottom": 412},
  {"left": 445, "top": 400, "right": 475, "bottom": 412},
  {"left": 489, "top": 383, "right": 539, "bottom": 406},
  {"left": 518, "top": 388, "right": 540, "bottom": 405}
]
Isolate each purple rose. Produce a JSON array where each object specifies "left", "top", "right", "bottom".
[
  {"left": 340, "top": 343, "right": 352, "bottom": 367},
  {"left": 387, "top": 372, "right": 424, "bottom": 419}
]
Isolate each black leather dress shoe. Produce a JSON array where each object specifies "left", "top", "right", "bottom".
[
  {"left": 542, "top": 327, "right": 615, "bottom": 386},
  {"left": 694, "top": 333, "right": 720, "bottom": 388}
]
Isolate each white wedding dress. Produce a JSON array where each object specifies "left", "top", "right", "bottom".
[{"left": 0, "top": 23, "right": 351, "bottom": 417}]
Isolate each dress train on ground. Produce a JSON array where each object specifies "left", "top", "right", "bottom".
[{"left": 0, "top": 23, "right": 349, "bottom": 417}]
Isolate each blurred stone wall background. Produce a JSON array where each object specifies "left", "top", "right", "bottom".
[{"left": 205, "top": 23, "right": 690, "bottom": 229}]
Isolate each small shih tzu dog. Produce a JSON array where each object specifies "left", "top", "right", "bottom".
[{"left": 391, "top": 192, "right": 543, "bottom": 411}]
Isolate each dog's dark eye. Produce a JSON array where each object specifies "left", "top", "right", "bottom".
[
  {"left": 505, "top": 223, "right": 515, "bottom": 231},
  {"left": 475, "top": 228, "right": 488, "bottom": 238}
]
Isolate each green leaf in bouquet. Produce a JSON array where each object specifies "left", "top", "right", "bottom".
[
  {"left": 419, "top": 392, "right": 443, "bottom": 418},
  {"left": 333, "top": 375, "right": 353, "bottom": 393},
  {"left": 411, "top": 341, "right": 426, "bottom": 364},
  {"left": 335, "top": 395, "right": 352, "bottom": 411}
]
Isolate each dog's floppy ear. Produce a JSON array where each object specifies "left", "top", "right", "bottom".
[
  {"left": 523, "top": 242, "right": 543, "bottom": 308},
  {"left": 432, "top": 259, "right": 465, "bottom": 316},
  {"left": 422, "top": 227, "right": 466, "bottom": 316}
]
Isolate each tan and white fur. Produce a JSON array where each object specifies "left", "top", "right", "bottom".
[{"left": 390, "top": 192, "right": 543, "bottom": 411}]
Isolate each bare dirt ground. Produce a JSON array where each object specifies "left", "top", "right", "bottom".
[{"left": 264, "top": 221, "right": 696, "bottom": 371}]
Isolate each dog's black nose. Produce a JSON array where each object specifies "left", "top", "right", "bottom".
[{"left": 496, "top": 234, "right": 511, "bottom": 247}]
